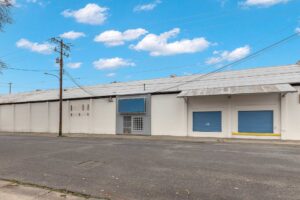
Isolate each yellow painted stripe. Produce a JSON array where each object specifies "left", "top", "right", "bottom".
[{"left": 232, "top": 132, "right": 281, "bottom": 137}]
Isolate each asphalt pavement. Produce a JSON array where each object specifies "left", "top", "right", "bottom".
[{"left": 0, "top": 135, "right": 299, "bottom": 200}]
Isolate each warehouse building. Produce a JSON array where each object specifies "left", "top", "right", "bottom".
[{"left": 0, "top": 64, "right": 300, "bottom": 140}]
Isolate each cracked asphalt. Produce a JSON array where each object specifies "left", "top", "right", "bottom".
[{"left": 0, "top": 135, "right": 299, "bottom": 200}]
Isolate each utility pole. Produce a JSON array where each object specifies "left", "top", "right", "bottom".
[
  {"left": 8, "top": 82, "right": 12, "bottom": 94},
  {"left": 50, "top": 37, "right": 71, "bottom": 137}
]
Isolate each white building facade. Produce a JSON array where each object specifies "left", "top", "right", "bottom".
[{"left": 0, "top": 65, "right": 300, "bottom": 140}]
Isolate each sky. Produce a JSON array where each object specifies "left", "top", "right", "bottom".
[{"left": 0, "top": 0, "right": 300, "bottom": 94}]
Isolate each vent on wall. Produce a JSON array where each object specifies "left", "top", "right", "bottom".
[{"left": 70, "top": 103, "right": 90, "bottom": 117}]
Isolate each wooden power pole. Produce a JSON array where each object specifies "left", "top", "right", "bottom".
[
  {"left": 50, "top": 37, "right": 71, "bottom": 137},
  {"left": 8, "top": 82, "right": 12, "bottom": 94}
]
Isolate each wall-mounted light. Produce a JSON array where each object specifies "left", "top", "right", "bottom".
[{"left": 108, "top": 96, "right": 114, "bottom": 102}]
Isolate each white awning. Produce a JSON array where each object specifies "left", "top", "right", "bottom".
[{"left": 177, "top": 84, "right": 297, "bottom": 97}]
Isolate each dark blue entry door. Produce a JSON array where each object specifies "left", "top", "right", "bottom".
[{"left": 238, "top": 111, "right": 273, "bottom": 133}]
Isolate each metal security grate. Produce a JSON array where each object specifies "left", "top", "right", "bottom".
[
  {"left": 133, "top": 117, "right": 143, "bottom": 131},
  {"left": 123, "top": 116, "right": 132, "bottom": 134}
]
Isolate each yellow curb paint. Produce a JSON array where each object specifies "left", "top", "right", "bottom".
[{"left": 232, "top": 132, "right": 281, "bottom": 137}]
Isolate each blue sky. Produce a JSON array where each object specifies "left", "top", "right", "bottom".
[{"left": 0, "top": 0, "right": 300, "bottom": 93}]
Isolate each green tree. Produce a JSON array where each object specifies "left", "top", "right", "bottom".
[{"left": 0, "top": 0, "right": 12, "bottom": 68}]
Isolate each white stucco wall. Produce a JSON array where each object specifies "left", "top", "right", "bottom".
[
  {"left": 0, "top": 90, "right": 299, "bottom": 140},
  {"left": 0, "top": 105, "right": 14, "bottom": 132},
  {"left": 31, "top": 102, "right": 48, "bottom": 133},
  {"left": 188, "top": 96, "right": 229, "bottom": 138},
  {"left": 69, "top": 100, "right": 90, "bottom": 134},
  {"left": 48, "top": 102, "right": 59, "bottom": 133},
  {"left": 0, "top": 98, "right": 116, "bottom": 135},
  {"left": 187, "top": 94, "right": 281, "bottom": 139},
  {"left": 281, "top": 86, "right": 300, "bottom": 140},
  {"left": 91, "top": 98, "right": 116, "bottom": 134},
  {"left": 14, "top": 104, "right": 30, "bottom": 132},
  {"left": 151, "top": 94, "right": 187, "bottom": 136},
  {"left": 230, "top": 94, "right": 281, "bottom": 133}
]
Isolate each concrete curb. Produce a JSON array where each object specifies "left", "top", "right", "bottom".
[{"left": 0, "top": 132, "right": 300, "bottom": 146}]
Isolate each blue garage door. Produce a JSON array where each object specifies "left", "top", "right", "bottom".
[
  {"left": 238, "top": 111, "right": 273, "bottom": 133},
  {"left": 193, "top": 111, "right": 222, "bottom": 132}
]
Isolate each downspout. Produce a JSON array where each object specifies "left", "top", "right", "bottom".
[
  {"left": 227, "top": 95, "right": 232, "bottom": 138},
  {"left": 280, "top": 93, "right": 286, "bottom": 140}
]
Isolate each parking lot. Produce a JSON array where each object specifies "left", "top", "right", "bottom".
[{"left": 0, "top": 135, "right": 299, "bottom": 200}]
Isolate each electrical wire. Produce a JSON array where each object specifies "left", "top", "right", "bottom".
[
  {"left": 2, "top": 65, "right": 58, "bottom": 72},
  {"left": 3, "top": 31, "right": 298, "bottom": 94},
  {"left": 64, "top": 70, "right": 95, "bottom": 96},
  {"left": 152, "top": 32, "right": 300, "bottom": 93}
]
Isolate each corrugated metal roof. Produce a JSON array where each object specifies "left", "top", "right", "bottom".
[
  {"left": 1, "top": 64, "right": 300, "bottom": 104},
  {"left": 177, "top": 84, "right": 297, "bottom": 97}
]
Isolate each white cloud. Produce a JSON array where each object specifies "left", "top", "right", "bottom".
[
  {"left": 241, "top": 0, "right": 290, "bottom": 7},
  {"left": 106, "top": 72, "right": 116, "bottom": 77},
  {"left": 295, "top": 27, "right": 300, "bottom": 34},
  {"left": 67, "top": 62, "right": 82, "bottom": 69},
  {"left": 206, "top": 45, "right": 251, "bottom": 65},
  {"left": 62, "top": 3, "right": 108, "bottom": 25},
  {"left": 94, "top": 28, "right": 148, "bottom": 46},
  {"left": 93, "top": 57, "right": 135, "bottom": 70},
  {"left": 183, "top": 72, "right": 192, "bottom": 76},
  {"left": 219, "top": 0, "right": 228, "bottom": 7},
  {"left": 60, "top": 31, "right": 86, "bottom": 40},
  {"left": 26, "top": 0, "right": 37, "bottom": 2},
  {"left": 16, "top": 38, "right": 53, "bottom": 54},
  {"left": 131, "top": 28, "right": 211, "bottom": 56},
  {"left": 26, "top": 0, "right": 41, "bottom": 5},
  {"left": 134, "top": 0, "right": 161, "bottom": 12}
]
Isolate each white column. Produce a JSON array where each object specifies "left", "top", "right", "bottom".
[
  {"left": 89, "top": 98, "right": 93, "bottom": 134},
  {"left": 280, "top": 94, "right": 288, "bottom": 140},
  {"left": 67, "top": 100, "right": 70, "bottom": 134},
  {"left": 12, "top": 104, "right": 15, "bottom": 133},
  {"left": 28, "top": 103, "right": 31, "bottom": 133},
  {"left": 227, "top": 96, "right": 232, "bottom": 138},
  {"left": 184, "top": 97, "right": 189, "bottom": 137},
  {"left": 46, "top": 102, "right": 49, "bottom": 133}
]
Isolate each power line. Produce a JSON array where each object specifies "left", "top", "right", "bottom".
[
  {"left": 8, "top": 82, "right": 12, "bottom": 94},
  {"left": 64, "top": 70, "right": 95, "bottom": 96},
  {"left": 53, "top": 66, "right": 300, "bottom": 92},
  {"left": 0, "top": 28, "right": 298, "bottom": 96},
  {"left": 131, "top": 8, "right": 236, "bottom": 28},
  {"left": 152, "top": 32, "right": 300, "bottom": 93},
  {"left": 2, "top": 65, "right": 58, "bottom": 72}
]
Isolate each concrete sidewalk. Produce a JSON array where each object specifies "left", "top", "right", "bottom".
[{"left": 0, "top": 180, "right": 101, "bottom": 200}]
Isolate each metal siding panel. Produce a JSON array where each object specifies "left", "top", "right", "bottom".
[
  {"left": 118, "top": 98, "right": 145, "bottom": 113},
  {"left": 193, "top": 111, "right": 222, "bottom": 132},
  {"left": 238, "top": 111, "right": 273, "bottom": 133},
  {"left": 178, "top": 84, "right": 296, "bottom": 97},
  {"left": 1, "top": 65, "right": 300, "bottom": 104}
]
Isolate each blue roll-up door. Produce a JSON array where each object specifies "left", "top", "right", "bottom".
[
  {"left": 238, "top": 111, "right": 273, "bottom": 133},
  {"left": 193, "top": 111, "right": 222, "bottom": 132}
]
